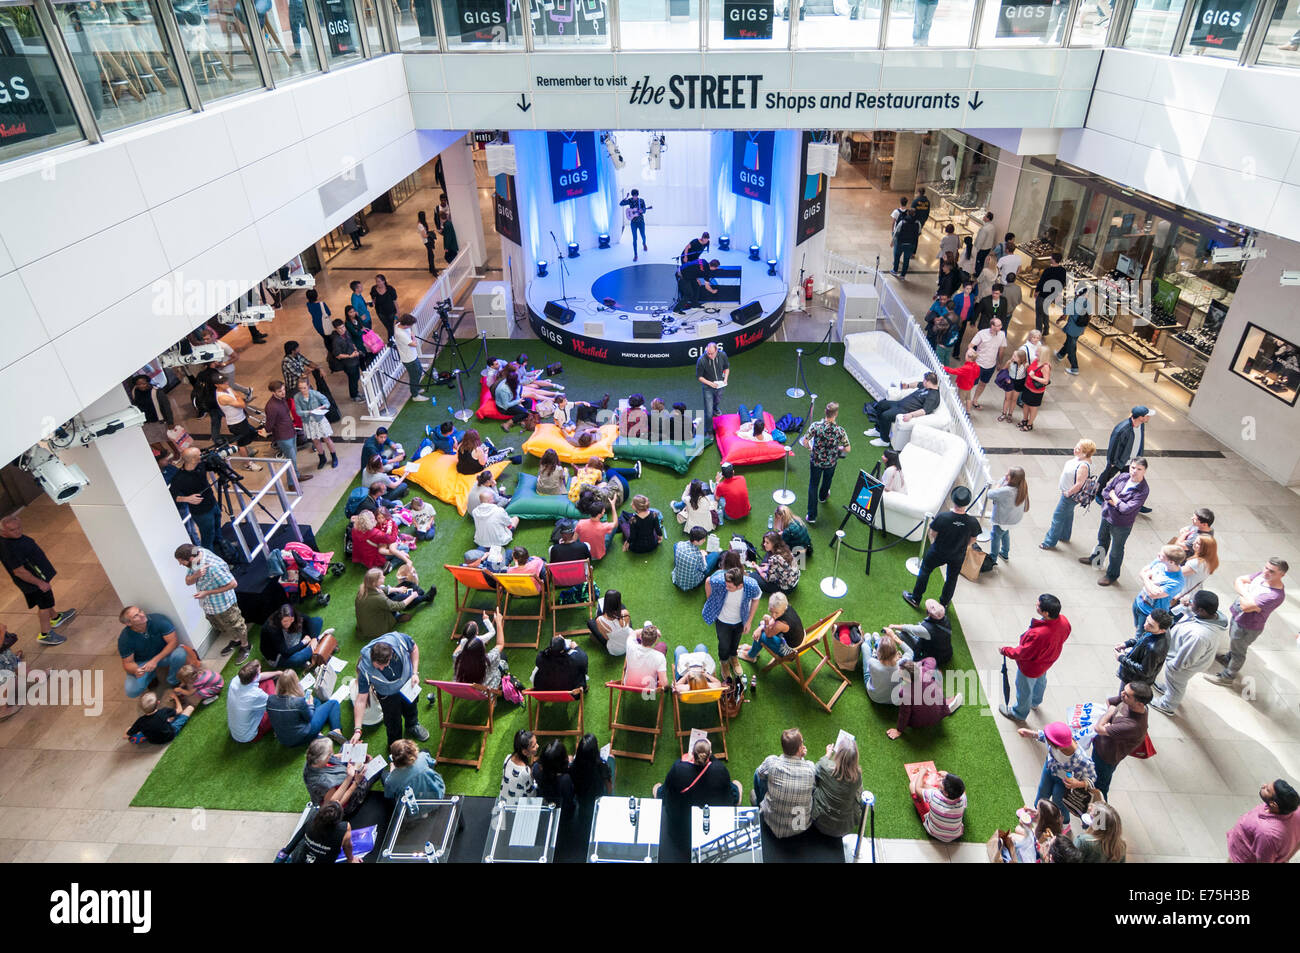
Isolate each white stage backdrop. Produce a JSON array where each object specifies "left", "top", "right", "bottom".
[{"left": 613, "top": 131, "right": 712, "bottom": 229}]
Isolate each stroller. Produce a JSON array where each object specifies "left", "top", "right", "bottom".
[{"left": 268, "top": 541, "right": 345, "bottom": 608}]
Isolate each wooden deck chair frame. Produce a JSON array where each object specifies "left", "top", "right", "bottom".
[
  {"left": 426, "top": 680, "right": 497, "bottom": 770},
  {"left": 762, "top": 609, "right": 849, "bottom": 713},
  {"left": 546, "top": 560, "right": 597, "bottom": 638},
  {"left": 673, "top": 686, "right": 728, "bottom": 760},
  {"left": 443, "top": 564, "right": 499, "bottom": 640},
  {"left": 524, "top": 688, "right": 585, "bottom": 743},
  {"left": 606, "top": 681, "right": 665, "bottom": 763},
  {"left": 490, "top": 571, "right": 546, "bottom": 650}
]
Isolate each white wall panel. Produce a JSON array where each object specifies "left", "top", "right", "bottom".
[
  {"left": 0, "top": 346, "right": 80, "bottom": 448},
  {"left": 150, "top": 172, "right": 256, "bottom": 270},
  {"left": 1134, "top": 100, "right": 1211, "bottom": 161},
  {"left": 404, "top": 55, "right": 445, "bottom": 92},
  {"left": 122, "top": 110, "right": 239, "bottom": 206},
  {"left": 219, "top": 92, "right": 307, "bottom": 168},
  {"left": 1122, "top": 143, "right": 1194, "bottom": 206},
  {"left": 0, "top": 272, "right": 49, "bottom": 372},
  {"left": 0, "top": 235, "right": 13, "bottom": 278},
  {"left": 1093, "top": 48, "right": 1155, "bottom": 97},
  {"left": 1145, "top": 57, "right": 1228, "bottom": 115},
  {"left": 239, "top": 142, "right": 314, "bottom": 220}
]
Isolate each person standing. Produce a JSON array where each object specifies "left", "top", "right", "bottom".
[
  {"left": 1089, "top": 682, "right": 1152, "bottom": 799},
  {"left": 695, "top": 341, "right": 729, "bottom": 428},
  {"left": 986, "top": 466, "right": 1029, "bottom": 567},
  {"left": 1132, "top": 546, "right": 1186, "bottom": 635},
  {"left": 416, "top": 210, "right": 438, "bottom": 276},
  {"left": 343, "top": 213, "right": 364, "bottom": 250},
  {"left": 174, "top": 543, "right": 249, "bottom": 664},
  {"left": 0, "top": 515, "right": 76, "bottom": 646},
  {"left": 1034, "top": 252, "right": 1068, "bottom": 336},
  {"left": 1204, "top": 557, "right": 1288, "bottom": 687},
  {"left": 1017, "top": 721, "right": 1096, "bottom": 823},
  {"left": 702, "top": 566, "right": 761, "bottom": 686},
  {"left": 261, "top": 381, "right": 312, "bottom": 483},
  {"left": 293, "top": 378, "right": 340, "bottom": 470},
  {"left": 891, "top": 210, "right": 920, "bottom": 278},
  {"left": 904, "top": 486, "right": 980, "bottom": 609},
  {"left": 1096, "top": 407, "right": 1150, "bottom": 506},
  {"left": 977, "top": 282, "right": 1010, "bottom": 332},
  {"left": 348, "top": 281, "right": 372, "bottom": 328},
  {"left": 800, "top": 401, "right": 850, "bottom": 524},
  {"left": 1055, "top": 282, "right": 1091, "bottom": 375},
  {"left": 911, "top": 187, "right": 931, "bottom": 229},
  {"left": 330, "top": 318, "right": 362, "bottom": 402},
  {"left": 968, "top": 316, "right": 1007, "bottom": 410},
  {"left": 393, "top": 314, "right": 429, "bottom": 403},
  {"left": 350, "top": 632, "right": 429, "bottom": 751},
  {"left": 1151, "top": 591, "right": 1226, "bottom": 715},
  {"left": 370, "top": 274, "right": 398, "bottom": 340},
  {"left": 973, "top": 212, "right": 997, "bottom": 277},
  {"left": 280, "top": 340, "right": 315, "bottom": 395},
  {"left": 1083, "top": 458, "right": 1149, "bottom": 587},
  {"left": 305, "top": 289, "right": 332, "bottom": 353},
  {"left": 998, "top": 593, "right": 1071, "bottom": 721},
  {"left": 1226, "top": 780, "right": 1300, "bottom": 863},
  {"left": 169, "top": 447, "right": 222, "bottom": 552},
  {"left": 680, "top": 231, "right": 710, "bottom": 264},
  {"left": 1041, "top": 439, "right": 1096, "bottom": 550},
  {"left": 619, "top": 188, "right": 650, "bottom": 261}
]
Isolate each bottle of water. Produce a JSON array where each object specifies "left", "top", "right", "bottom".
[
  {"left": 767, "top": 514, "right": 774, "bottom": 531},
  {"left": 702, "top": 805, "right": 711, "bottom": 835},
  {"left": 424, "top": 841, "right": 436, "bottom": 862}
]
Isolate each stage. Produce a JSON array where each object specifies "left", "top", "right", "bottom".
[{"left": 525, "top": 226, "right": 789, "bottom": 367}]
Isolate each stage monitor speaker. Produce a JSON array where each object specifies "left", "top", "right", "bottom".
[
  {"left": 544, "top": 300, "right": 575, "bottom": 325},
  {"left": 696, "top": 320, "right": 719, "bottom": 337},
  {"left": 583, "top": 321, "right": 605, "bottom": 336},
  {"left": 730, "top": 301, "right": 764, "bottom": 325},
  {"left": 633, "top": 320, "right": 663, "bottom": 339}
]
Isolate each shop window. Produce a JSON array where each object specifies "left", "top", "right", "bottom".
[
  {"left": 530, "top": 0, "right": 611, "bottom": 48},
  {"left": 1122, "top": 0, "right": 1190, "bottom": 53},
  {"left": 1180, "top": 0, "right": 1259, "bottom": 59},
  {"left": 51, "top": 0, "right": 189, "bottom": 134},
  {"left": 169, "top": 0, "right": 266, "bottom": 99},
  {"left": 317, "top": 0, "right": 365, "bottom": 61},
  {"left": 0, "top": 2, "right": 85, "bottom": 163},
  {"left": 263, "top": 0, "right": 323, "bottom": 80},
  {"left": 976, "top": 0, "right": 1070, "bottom": 46},
  {"left": 359, "top": 0, "right": 386, "bottom": 52},
  {"left": 398, "top": 0, "right": 439, "bottom": 48},
  {"left": 1251, "top": 0, "right": 1300, "bottom": 67},
  {"left": 1229, "top": 323, "right": 1300, "bottom": 406},
  {"left": 884, "top": 0, "right": 976, "bottom": 47},
  {"left": 794, "top": 0, "right": 881, "bottom": 48},
  {"left": 1069, "top": 0, "right": 1111, "bottom": 45},
  {"left": 618, "top": 0, "right": 699, "bottom": 49},
  {"left": 438, "top": 0, "right": 525, "bottom": 49},
  {"left": 706, "top": 0, "right": 789, "bottom": 49}
]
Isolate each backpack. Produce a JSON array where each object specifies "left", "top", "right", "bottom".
[
  {"left": 1068, "top": 465, "right": 1101, "bottom": 510},
  {"left": 501, "top": 673, "right": 524, "bottom": 706},
  {"left": 344, "top": 487, "right": 369, "bottom": 518}
]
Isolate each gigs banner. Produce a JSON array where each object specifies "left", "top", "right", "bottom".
[
  {"left": 732, "top": 130, "right": 774, "bottom": 205},
  {"left": 456, "top": 0, "right": 511, "bottom": 43},
  {"left": 1189, "top": 0, "right": 1257, "bottom": 51},
  {"left": 723, "top": 0, "right": 774, "bottom": 40},
  {"left": 994, "top": 0, "right": 1060, "bottom": 38},
  {"left": 494, "top": 172, "right": 521, "bottom": 245},
  {"left": 547, "top": 131, "right": 599, "bottom": 203},
  {"left": 797, "top": 131, "right": 827, "bottom": 246},
  {"left": 0, "top": 57, "right": 56, "bottom": 145}
]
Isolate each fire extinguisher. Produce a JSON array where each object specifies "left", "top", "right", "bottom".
[{"left": 804, "top": 276, "right": 815, "bottom": 301}]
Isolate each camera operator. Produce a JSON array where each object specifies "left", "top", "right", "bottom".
[{"left": 170, "top": 448, "right": 222, "bottom": 552}]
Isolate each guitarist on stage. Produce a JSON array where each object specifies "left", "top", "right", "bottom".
[{"left": 620, "top": 189, "right": 651, "bottom": 262}]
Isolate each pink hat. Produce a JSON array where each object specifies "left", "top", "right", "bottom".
[{"left": 1044, "top": 722, "right": 1073, "bottom": 747}]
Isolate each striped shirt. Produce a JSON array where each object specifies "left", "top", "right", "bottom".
[
  {"left": 193, "top": 548, "right": 237, "bottom": 614},
  {"left": 923, "top": 789, "right": 967, "bottom": 842}
]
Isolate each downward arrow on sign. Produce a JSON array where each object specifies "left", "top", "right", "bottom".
[
  {"left": 968, "top": 91, "right": 984, "bottom": 110},
  {"left": 517, "top": 94, "right": 531, "bottom": 112}
]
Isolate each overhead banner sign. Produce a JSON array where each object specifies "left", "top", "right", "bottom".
[
  {"left": 723, "top": 0, "right": 774, "bottom": 40},
  {"left": 797, "top": 131, "right": 827, "bottom": 246},
  {"left": 995, "top": 0, "right": 1059, "bottom": 38},
  {"left": 0, "top": 57, "right": 56, "bottom": 146},
  {"left": 456, "top": 0, "right": 511, "bottom": 43},
  {"left": 1189, "top": 0, "right": 1257, "bottom": 51},
  {"left": 547, "top": 130, "right": 599, "bottom": 203},
  {"left": 732, "top": 130, "right": 774, "bottom": 205},
  {"left": 494, "top": 172, "right": 521, "bottom": 245}
]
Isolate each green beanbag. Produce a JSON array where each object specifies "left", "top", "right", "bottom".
[
  {"left": 613, "top": 437, "right": 707, "bottom": 474},
  {"left": 504, "top": 472, "right": 581, "bottom": 520}
]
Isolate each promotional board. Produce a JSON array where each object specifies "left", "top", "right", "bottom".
[
  {"left": 547, "top": 130, "right": 600, "bottom": 203},
  {"left": 732, "top": 130, "right": 774, "bottom": 204},
  {"left": 797, "top": 131, "right": 827, "bottom": 246}
]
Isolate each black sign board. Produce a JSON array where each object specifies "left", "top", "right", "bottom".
[
  {"left": 797, "top": 131, "right": 827, "bottom": 246},
  {"left": 847, "top": 469, "right": 884, "bottom": 526},
  {"left": 456, "top": 0, "right": 511, "bottom": 43},
  {"left": 1189, "top": 0, "right": 1256, "bottom": 51},
  {"left": 723, "top": 0, "right": 774, "bottom": 40},
  {"left": 1204, "top": 299, "right": 1228, "bottom": 335},
  {"left": 0, "top": 57, "right": 56, "bottom": 145},
  {"left": 494, "top": 172, "right": 521, "bottom": 245}
]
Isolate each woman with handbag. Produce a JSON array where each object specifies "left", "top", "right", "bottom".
[
  {"left": 1041, "top": 438, "right": 1096, "bottom": 550},
  {"left": 293, "top": 379, "right": 338, "bottom": 470},
  {"left": 1019, "top": 352, "right": 1052, "bottom": 431}
]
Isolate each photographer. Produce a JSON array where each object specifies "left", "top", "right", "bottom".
[{"left": 169, "top": 447, "right": 222, "bottom": 553}]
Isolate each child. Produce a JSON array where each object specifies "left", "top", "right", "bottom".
[
  {"left": 425, "top": 421, "right": 463, "bottom": 455},
  {"left": 126, "top": 692, "right": 194, "bottom": 745},
  {"left": 408, "top": 497, "right": 437, "bottom": 540},
  {"left": 395, "top": 561, "right": 422, "bottom": 590},
  {"left": 999, "top": 347, "right": 1029, "bottom": 423},
  {"left": 910, "top": 767, "right": 967, "bottom": 843},
  {"left": 174, "top": 662, "right": 225, "bottom": 707},
  {"left": 985, "top": 467, "right": 1029, "bottom": 568},
  {"left": 944, "top": 348, "right": 980, "bottom": 412}
]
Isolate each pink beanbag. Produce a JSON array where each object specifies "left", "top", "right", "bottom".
[
  {"left": 476, "top": 379, "right": 511, "bottom": 422},
  {"left": 713, "top": 413, "right": 790, "bottom": 466}
]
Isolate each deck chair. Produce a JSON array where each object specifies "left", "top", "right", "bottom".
[
  {"left": 606, "top": 680, "right": 665, "bottom": 763},
  {"left": 547, "top": 559, "right": 596, "bottom": 638},
  {"left": 425, "top": 680, "right": 497, "bottom": 770},
  {"left": 491, "top": 570, "right": 546, "bottom": 650},
  {"left": 762, "top": 609, "right": 849, "bottom": 713},
  {"left": 524, "top": 688, "right": 585, "bottom": 742},
  {"left": 673, "top": 686, "right": 729, "bottom": 760},
  {"left": 443, "top": 564, "right": 498, "bottom": 640}
]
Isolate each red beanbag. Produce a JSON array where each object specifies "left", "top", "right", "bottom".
[
  {"left": 476, "top": 379, "right": 510, "bottom": 421},
  {"left": 714, "top": 413, "right": 790, "bottom": 466}
]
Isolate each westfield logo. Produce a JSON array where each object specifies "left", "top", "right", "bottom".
[
  {"left": 734, "top": 331, "right": 763, "bottom": 348},
  {"left": 573, "top": 338, "right": 609, "bottom": 359}
]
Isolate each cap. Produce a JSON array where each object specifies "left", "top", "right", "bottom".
[
  {"left": 1131, "top": 406, "right": 1149, "bottom": 418},
  {"left": 1044, "top": 722, "right": 1073, "bottom": 747}
]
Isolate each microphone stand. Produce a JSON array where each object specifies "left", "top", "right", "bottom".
[{"left": 550, "top": 230, "right": 571, "bottom": 307}]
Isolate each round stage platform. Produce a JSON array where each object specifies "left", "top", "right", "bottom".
[{"left": 524, "top": 226, "right": 788, "bottom": 367}]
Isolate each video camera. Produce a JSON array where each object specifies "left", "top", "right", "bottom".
[{"left": 200, "top": 441, "right": 244, "bottom": 482}]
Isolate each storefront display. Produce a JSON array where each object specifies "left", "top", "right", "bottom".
[{"left": 1230, "top": 323, "right": 1300, "bottom": 406}]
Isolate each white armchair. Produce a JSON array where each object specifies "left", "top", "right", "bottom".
[
  {"left": 873, "top": 426, "right": 968, "bottom": 541},
  {"left": 884, "top": 384, "right": 954, "bottom": 450},
  {"left": 843, "top": 331, "right": 929, "bottom": 401}
]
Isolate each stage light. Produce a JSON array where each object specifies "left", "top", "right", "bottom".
[
  {"left": 537, "top": 260, "right": 549, "bottom": 277},
  {"left": 718, "top": 235, "right": 731, "bottom": 251},
  {"left": 567, "top": 242, "right": 580, "bottom": 258},
  {"left": 748, "top": 244, "right": 761, "bottom": 262},
  {"left": 598, "top": 233, "right": 610, "bottom": 249},
  {"left": 767, "top": 259, "right": 778, "bottom": 277}
]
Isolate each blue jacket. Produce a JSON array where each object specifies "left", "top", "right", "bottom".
[{"left": 701, "top": 571, "right": 760, "bottom": 626}]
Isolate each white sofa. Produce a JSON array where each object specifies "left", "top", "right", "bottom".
[
  {"left": 844, "top": 331, "right": 929, "bottom": 400},
  {"left": 884, "top": 384, "right": 954, "bottom": 451},
  {"left": 872, "top": 425, "right": 969, "bottom": 542}
]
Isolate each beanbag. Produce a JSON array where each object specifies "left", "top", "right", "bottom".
[
  {"left": 522, "top": 423, "right": 619, "bottom": 465},
  {"left": 504, "top": 472, "right": 581, "bottom": 520},
  {"left": 476, "top": 379, "right": 510, "bottom": 421},
  {"left": 397, "top": 452, "right": 509, "bottom": 516},
  {"left": 613, "top": 436, "right": 707, "bottom": 474},
  {"left": 714, "top": 413, "right": 790, "bottom": 466}
]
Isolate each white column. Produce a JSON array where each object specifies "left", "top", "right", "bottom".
[
  {"left": 61, "top": 388, "right": 210, "bottom": 651},
  {"left": 441, "top": 139, "right": 487, "bottom": 269},
  {"left": 987, "top": 154, "right": 1024, "bottom": 238}
]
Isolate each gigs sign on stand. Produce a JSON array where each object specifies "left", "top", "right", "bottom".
[
  {"left": 723, "top": 0, "right": 774, "bottom": 40},
  {"left": 797, "top": 131, "right": 827, "bottom": 246},
  {"left": 547, "top": 131, "right": 599, "bottom": 202},
  {"left": 732, "top": 130, "right": 774, "bottom": 204}
]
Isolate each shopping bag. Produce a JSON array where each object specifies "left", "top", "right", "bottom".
[
  {"left": 959, "top": 539, "right": 986, "bottom": 581},
  {"left": 832, "top": 624, "right": 863, "bottom": 671},
  {"left": 743, "top": 134, "right": 759, "bottom": 170},
  {"left": 561, "top": 136, "right": 579, "bottom": 171},
  {"left": 1130, "top": 734, "right": 1157, "bottom": 760}
]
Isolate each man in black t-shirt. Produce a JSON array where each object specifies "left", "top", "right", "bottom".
[
  {"left": 169, "top": 447, "right": 221, "bottom": 553},
  {"left": 680, "top": 232, "right": 710, "bottom": 264},
  {"left": 657, "top": 738, "right": 739, "bottom": 861},
  {"left": 0, "top": 514, "right": 76, "bottom": 646},
  {"left": 675, "top": 258, "right": 719, "bottom": 313},
  {"left": 548, "top": 521, "right": 592, "bottom": 565},
  {"left": 533, "top": 635, "right": 589, "bottom": 692},
  {"left": 904, "top": 486, "right": 981, "bottom": 608},
  {"left": 1034, "top": 252, "right": 1068, "bottom": 336}
]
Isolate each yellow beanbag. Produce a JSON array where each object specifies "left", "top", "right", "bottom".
[
  {"left": 397, "top": 453, "right": 509, "bottom": 516},
  {"left": 522, "top": 423, "right": 619, "bottom": 466}
]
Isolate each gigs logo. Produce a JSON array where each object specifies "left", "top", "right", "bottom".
[{"left": 723, "top": 0, "right": 774, "bottom": 40}]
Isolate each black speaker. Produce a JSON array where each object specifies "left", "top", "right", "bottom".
[
  {"left": 544, "top": 300, "right": 575, "bottom": 325},
  {"left": 730, "top": 301, "right": 763, "bottom": 325},
  {"left": 633, "top": 320, "right": 663, "bottom": 339}
]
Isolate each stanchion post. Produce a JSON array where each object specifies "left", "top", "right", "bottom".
[
  {"left": 821, "top": 529, "right": 848, "bottom": 597},
  {"left": 452, "top": 368, "right": 474, "bottom": 422},
  {"left": 819, "top": 317, "right": 837, "bottom": 366},
  {"left": 773, "top": 446, "right": 795, "bottom": 505},
  {"left": 905, "top": 513, "right": 932, "bottom": 576},
  {"left": 787, "top": 347, "right": 806, "bottom": 398}
]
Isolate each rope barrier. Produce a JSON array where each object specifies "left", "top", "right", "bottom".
[{"left": 831, "top": 518, "right": 926, "bottom": 555}]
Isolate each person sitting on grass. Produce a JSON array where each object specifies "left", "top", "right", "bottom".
[
  {"left": 772, "top": 505, "right": 813, "bottom": 558},
  {"left": 887, "top": 658, "right": 962, "bottom": 740},
  {"left": 266, "top": 670, "right": 345, "bottom": 748},
  {"left": 172, "top": 662, "right": 224, "bottom": 708},
  {"left": 673, "top": 644, "right": 722, "bottom": 692},
  {"left": 126, "top": 691, "right": 194, "bottom": 745},
  {"left": 260, "top": 603, "right": 333, "bottom": 671},
  {"left": 227, "top": 659, "right": 282, "bottom": 743},
  {"left": 406, "top": 497, "right": 436, "bottom": 541},
  {"left": 383, "top": 738, "right": 446, "bottom": 800},
  {"left": 303, "top": 737, "right": 377, "bottom": 819},
  {"left": 588, "top": 590, "right": 634, "bottom": 655},
  {"left": 881, "top": 599, "right": 953, "bottom": 668},
  {"left": 675, "top": 479, "right": 718, "bottom": 535},
  {"left": 362, "top": 454, "right": 407, "bottom": 503},
  {"left": 354, "top": 568, "right": 431, "bottom": 643},
  {"left": 865, "top": 631, "right": 912, "bottom": 705},
  {"left": 749, "top": 531, "right": 801, "bottom": 594},
  {"left": 620, "top": 494, "right": 665, "bottom": 554},
  {"left": 910, "top": 768, "right": 967, "bottom": 843},
  {"left": 672, "top": 526, "right": 721, "bottom": 592},
  {"left": 741, "top": 592, "right": 804, "bottom": 662},
  {"left": 713, "top": 463, "right": 750, "bottom": 520}
]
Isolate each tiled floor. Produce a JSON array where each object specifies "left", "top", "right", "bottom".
[{"left": 1, "top": 157, "right": 1296, "bottom": 863}]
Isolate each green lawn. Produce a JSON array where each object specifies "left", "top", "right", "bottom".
[{"left": 132, "top": 340, "right": 1021, "bottom": 843}]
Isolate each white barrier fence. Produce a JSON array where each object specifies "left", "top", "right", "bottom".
[{"left": 357, "top": 248, "right": 476, "bottom": 422}]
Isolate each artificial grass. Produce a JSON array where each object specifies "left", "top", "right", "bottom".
[{"left": 132, "top": 340, "right": 1021, "bottom": 843}]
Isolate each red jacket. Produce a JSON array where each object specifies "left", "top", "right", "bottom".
[
  {"left": 1000, "top": 614, "right": 1071, "bottom": 678},
  {"left": 945, "top": 361, "right": 979, "bottom": 392}
]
